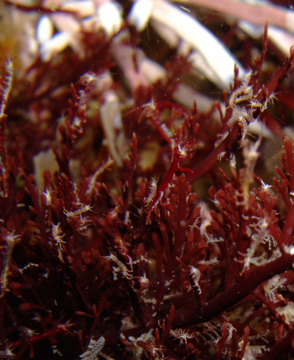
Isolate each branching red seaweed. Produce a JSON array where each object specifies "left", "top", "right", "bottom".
[{"left": 2, "top": 1, "right": 294, "bottom": 359}]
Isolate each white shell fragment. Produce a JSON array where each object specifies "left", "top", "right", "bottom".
[
  {"left": 40, "top": 32, "right": 71, "bottom": 61},
  {"left": 150, "top": 0, "right": 246, "bottom": 88},
  {"left": 59, "top": 0, "right": 95, "bottom": 18},
  {"left": 100, "top": 91, "right": 123, "bottom": 167},
  {"left": 33, "top": 148, "right": 59, "bottom": 190},
  {"left": 97, "top": 1, "right": 123, "bottom": 37},
  {"left": 36, "top": 15, "right": 54, "bottom": 46},
  {"left": 239, "top": 20, "right": 294, "bottom": 57},
  {"left": 128, "top": 0, "right": 153, "bottom": 31}
]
